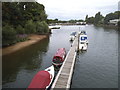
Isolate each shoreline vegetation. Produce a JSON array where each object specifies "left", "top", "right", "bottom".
[
  {"left": 2, "top": 2, "right": 50, "bottom": 56},
  {"left": 95, "top": 24, "right": 119, "bottom": 30},
  {"left": 2, "top": 34, "right": 48, "bottom": 56},
  {"left": 2, "top": 2, "right": 49, "bottom": 47},
  {"left": 2, "top": 2, "right": 119, "bottom": 56}
]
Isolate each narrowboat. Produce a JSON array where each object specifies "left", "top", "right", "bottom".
[{"left": 52, "top": 48, "right": 66, "bottom": 67}]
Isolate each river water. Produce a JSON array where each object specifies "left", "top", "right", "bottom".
[{"left": 2, "top": 25, "right": 118, "bottom": 88}]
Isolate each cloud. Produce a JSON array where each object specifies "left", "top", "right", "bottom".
[{"left": 37, "top": 0, "right": 119, "bottom": 20}]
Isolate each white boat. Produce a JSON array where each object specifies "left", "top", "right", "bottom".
[
  {"left": 79, "top": 42, "right": 88, "bottom": 50},
  {"left": 79, "top": 31, "right": 88, "bottom": 50},
  {"left": 70, "top": 32, "right": 77, "bottom": 41},
  {"left": 45, "top": 65, "right": 55, "bottom": 89},
  {"left": 27, "top": 65, "right": 54, "bottom": 90},
  {"left": 70, "top": 35, "right": 75, "bottom": 41},
  {"left": 49, "top": 25, "right": 61, "bottom": 29}
]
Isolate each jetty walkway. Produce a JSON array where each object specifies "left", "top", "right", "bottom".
[{"left": 52, "top": 35, "right": 79, "bottom": 88}]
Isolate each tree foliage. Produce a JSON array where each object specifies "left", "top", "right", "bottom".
[
  {"left": 24, "top": 20, "right": 36, "bottom": 34},
  {"left": 2, "top": 25, "right": 17, "bottom": 46},
  {"left": 94, "top": 12, "right": 104, "bottom": 25},
  {"left": 86, "top": 17, "right": 95, "bottom": 24},
  {"left": 2, "top": 2, "right": 49, "bottom": 47},
  {"left": 104, "top": 11, "right": 120, "bottom": 24},
  {"left": 16, "top": 25, "right": 25, "bottom": 34},
  {"left": 36, "top": 21, "right": 49, "bottom": 34}
]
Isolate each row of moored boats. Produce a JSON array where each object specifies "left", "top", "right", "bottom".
[
  {"left": 27, "top": 48, "right": 66, "bottom": 90},
  {"left": 70, "top": 30, "right": 88, "bottom": 51},
  {"left": 27, "top": 30, "right": 88, "bottom": 90}
]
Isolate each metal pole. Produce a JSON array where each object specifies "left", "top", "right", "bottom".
[{"left": 78, "top": 35, "right": 79, "bottom": 52}]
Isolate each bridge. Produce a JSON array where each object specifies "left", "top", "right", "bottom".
[{"left": 51, "top": 35, "right": 79, "bottom": 88}]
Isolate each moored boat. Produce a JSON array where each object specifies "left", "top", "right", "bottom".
[
  {"left": 27, "top": 65, "right": 54, "bottom": 90},
  {"left": 52, "top": 48, "right": 66, "bottom": 67},
  {"left": 70, "top": 32, "right": 77, "bottom": 41},
  {"left": 79, "top": 42, "right": 88, "bottom": 50},
  {"left": 49, "top": 25, "right": 61, "bottom": 29},
  {"left": 79, "top": 31, "right": 88, "bottom": 50}
]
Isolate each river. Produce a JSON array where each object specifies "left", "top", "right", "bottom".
[{"left": 2, "top": 25, "right": 118, "bottom": 88}]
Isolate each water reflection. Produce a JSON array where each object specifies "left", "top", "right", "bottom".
[
  {"left": 2, "top": 37, "right": 50, "bottom": 85},
  {"left": 2, "top": 25, "right": 118, "bottom": 88},
  {"left": 71, "top": 25, "right": 118, "bottom": 88}
]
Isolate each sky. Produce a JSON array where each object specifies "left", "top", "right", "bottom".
[{"left": 37, "top": 0, "right": 119, "bottom": 20}]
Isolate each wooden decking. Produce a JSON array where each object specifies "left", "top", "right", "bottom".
[{"left": 52, "top": 36, "right": 79, "bottom": 89}]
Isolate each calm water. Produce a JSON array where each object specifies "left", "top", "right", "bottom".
[{"left": 2, "top": 25, "right": 118, "bottom": 88}]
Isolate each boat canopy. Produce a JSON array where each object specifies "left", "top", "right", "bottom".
[
  {"left": 28, "top": 71, "right": 51, "bottom": 89},
  {"left": 54, "top": 48, "right": 65, "bottom": 58}
]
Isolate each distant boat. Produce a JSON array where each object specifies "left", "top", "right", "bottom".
[
  {"left": 70, "top": 32, "right": 77, "bottom": 41},
  {"left": 49, "top": 25, "right": 61, "bottom": 29},
  {"left": 79, "top": 31, "right": 88, "bottom": 50},
  {"left": 27, "top": 65, "right": 54, "bottom": 90},
  {"left": 52, "top": 48, "right": 66, "bottom": 67}
]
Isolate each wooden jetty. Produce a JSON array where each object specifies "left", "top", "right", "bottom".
[{"left": 51, "top": 35, "right": 79, "bottom": 89}]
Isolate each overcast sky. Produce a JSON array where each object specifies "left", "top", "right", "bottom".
[{"left": 37, "top": 0, "right": 119, "bottom": 20}]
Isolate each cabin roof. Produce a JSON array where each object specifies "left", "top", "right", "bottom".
[{"left": 54, "top": 48, "right": 65, "bottom": 58}]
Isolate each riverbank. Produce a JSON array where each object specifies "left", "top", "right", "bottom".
[
  {"left": 95, "top": 24, "right": 118, "bottom": 30},
  {"left": 2, "top": 34, "right": 48, "bottom": 56}
]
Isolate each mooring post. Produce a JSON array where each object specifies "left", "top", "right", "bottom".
[{"left": 77, "top": 27, "right": 80, "bottom": 52}]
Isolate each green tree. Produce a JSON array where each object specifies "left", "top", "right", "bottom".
[
  {"left": 16, "top": 25, "right": 25, "bottom": 34},
  {"left": 86, "top": 17, "right": 95, "bottom": 24},
  {"left": 24, "top": 20, "right": 36, "bottom": 34},
  {"left": 2, "top": 25, "right": 17, "bottom": 46},
  {"left": 94, "top": 12, "right": 103, "bottom": 25},
  {"left": 2, "top": 2, "right": 49, "bottom": 46},
  {"left": 36, "top": 21, "right": 49, "bottom": 34},
  {"left": 104, "top": 11, "right": 120, "bottom": 24},
  {"left": 85, "top": 15, "right": 88, "bottom": 22}
]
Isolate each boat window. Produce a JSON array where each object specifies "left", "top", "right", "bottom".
[
  {"left": 81, "top": 42, "right": 84, "bottom": 44},
  {"left": 53, "top": 57, "right": 62, "bottom": 63},
  {"left": 80, "top": 37, "right": 87, "bottom": 40}
]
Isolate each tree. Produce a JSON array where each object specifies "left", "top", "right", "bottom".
[
  {"left": 36, "top": 21, "right": 49, "bottom": 34},
  {"left": 16, "top": 25, "right": 25, "bottom": 34},
  {"left": 85, "top": 15, "right": 88, "bottom": 22},
  {"left": 104, "top": 11, "right": 120, "bottom": 24},
  {"left": 118, "top": 21, "right": 120, "bottom": 27},
  {"left": 94, "top": 12, "right": 103, "bottom": 25},
  {"left": 2, "top": 2, "right": 49, "bottom": 46},
  {"left": 2, "top": 25, "right": 17, "bottom": 46},
  {"left": 86, "top": 17, "right": 95, "bottom": 24},
  {"left": 24, "top": 20, "right": 36, "bottom": 34}
]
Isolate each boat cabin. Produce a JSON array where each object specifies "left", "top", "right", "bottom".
[
  {"left": 80, "top": 35, "right": 87, "bottom": 42},
  {"left": 80, "top": 30, "right": 86, "bottom": 35},
  {"left": 52, "top": 48, "right": 66, "bottom": 67}
]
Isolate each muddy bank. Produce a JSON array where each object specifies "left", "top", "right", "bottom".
[{"left": 2, "top": 34, "right": 48, "bottom": 56}]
